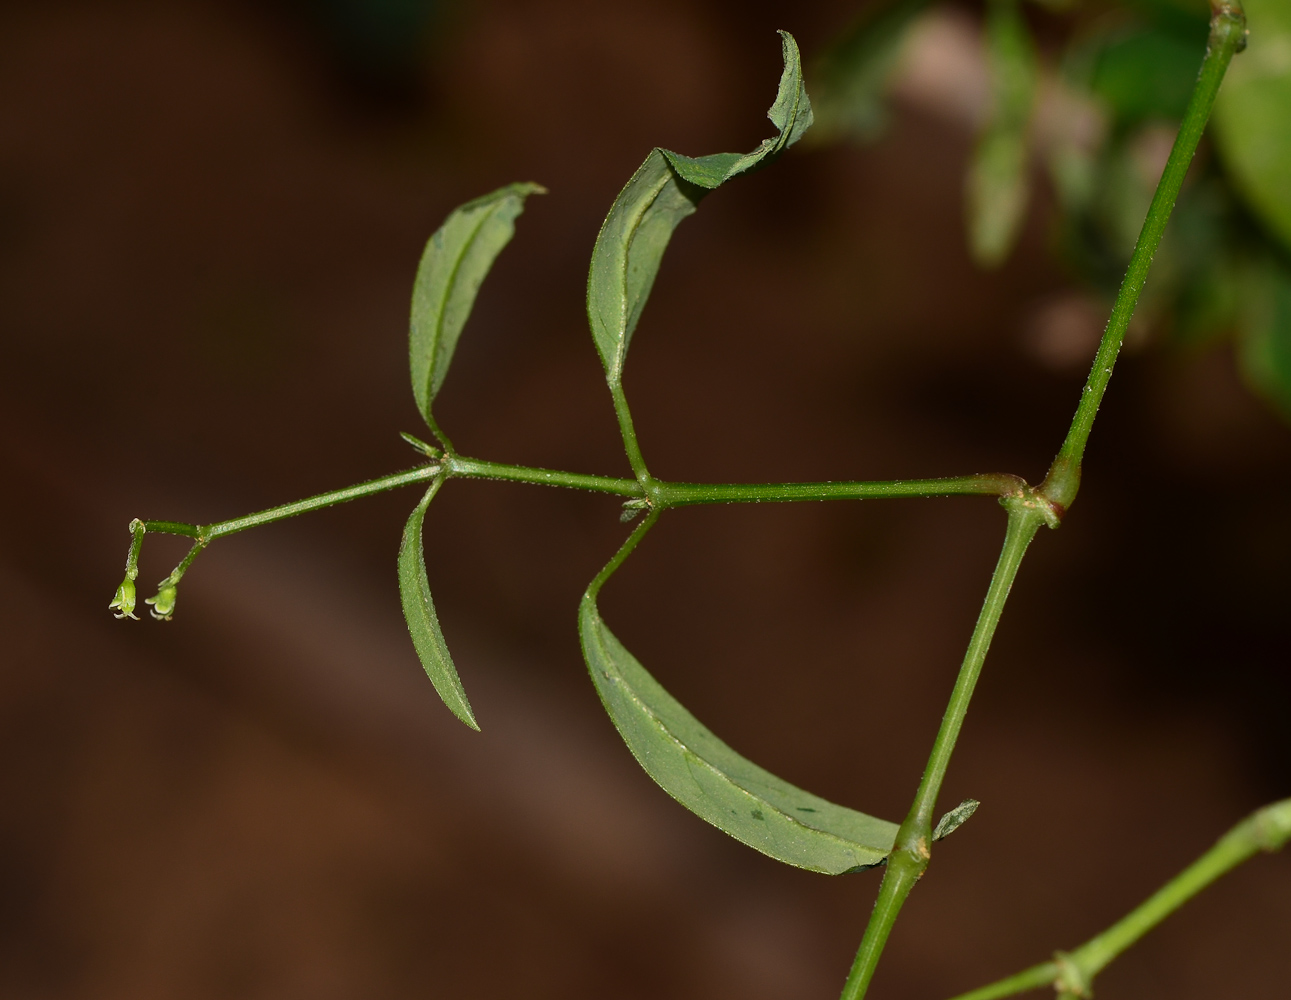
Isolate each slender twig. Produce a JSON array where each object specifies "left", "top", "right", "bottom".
[
  {"left": 1041, "top": 1, "right": 1247, "bottom": 510},
  {"left": 947, "top": 797, "right": 1291, "bottom": 1000}
]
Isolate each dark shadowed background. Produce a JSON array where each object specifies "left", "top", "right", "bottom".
[{"left": 1, "top": 1, "right": 1288, "bottom": 998}]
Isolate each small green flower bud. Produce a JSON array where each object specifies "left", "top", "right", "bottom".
[
  {"left": 109, "top": 577, "right": 138, "bottom": 619},
  {"left": 145, "top": 579, "right": 179, "bottom": 620}
]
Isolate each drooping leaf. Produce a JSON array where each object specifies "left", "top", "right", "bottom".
[
  {"left": 1213, "top": 0, "right": 1291, "bottom": 253},
  {"left": 410, "top": 182, "right": 545, "bottom": 427},
  {"left": 586, "top": 30, "right": 813, "bottom": 382},
  {"left": 810, "top": 0, "right": 931, "bottom": 143},
  {"left": 966, "top": 0, "right": 1038, "bottom": 267},
  {"left": 398, "top": 480, "right": 478, "bottom": 730},
  {"left": 578, "top": 592, "right": 897, "bottom": 874}
]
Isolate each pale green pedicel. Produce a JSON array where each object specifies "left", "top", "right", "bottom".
[{"left": 397, "top": 478, "right": 478, "bottom": 731}]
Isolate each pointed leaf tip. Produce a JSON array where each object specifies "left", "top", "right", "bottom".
[
  {"left": 398, "top": 481, "right": 479, "bottom": 730},
  {"left": 410, "top": 182, "right": 545, "bottom": 427}
]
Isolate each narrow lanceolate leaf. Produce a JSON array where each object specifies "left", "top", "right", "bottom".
[
  {"left": 966, "top": 0, "right": 1037, "bottom": 267},
  {"left": 410, "top": 182, "right": 545, "bottom": 426},
  {"left": 586, "top": 30, "right": 813, "bottom": 382},
  {"left": 398, "top": 481, "right": 478, "bottom": 730},
  {"left": 579, "top": 593, "right": 897, "bottom": 874}
]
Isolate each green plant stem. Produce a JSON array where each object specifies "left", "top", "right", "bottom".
[
  {"left": 947, "top": 797, "right": 1291, "bottom": 1000},
  {"left": 651, "top": 474, "right": 1021, "bottom": 506},
  {"left": 444, "top": 456, "right": 641, "bottom": 496},
  {"left": 128, "top": 458, "right": 1021, "bottom": 594},
  {"left": 839, "top": 500, "right": 1045, "bottom": 1000},
  {"left": 839, "top": 10, "right": 1247, "bottom": 995},
  {"left": 1045, "top": 3, "right": 1247, "bottom": 508},
  {"left": 444, "top": 456, "right": 1021, "bottom": 505},
  {"left": 139, "top": 464, "right": 444, "bottom": 542}
]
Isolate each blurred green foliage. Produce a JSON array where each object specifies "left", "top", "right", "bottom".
[{"left": 812, "top": 0, "right": 1291, "bottom": 421}]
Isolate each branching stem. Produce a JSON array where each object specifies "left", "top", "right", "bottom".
[{"left": 840, "top": 5, "right": 1247, "bottom": 996}]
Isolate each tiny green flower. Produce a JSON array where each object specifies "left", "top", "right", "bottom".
[
  {"left": 108, "top": 577, "right": 138, "bottom": 619},
  {"left": 145, "top": 578, "right": 178, "bottom": 620}
]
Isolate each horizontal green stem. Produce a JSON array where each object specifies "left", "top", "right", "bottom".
[
  {"left": 446, "top": 456, "right": 1021, "bottom": 506},
  {"left": 948, "top": 797, "right": 1291, "bottom": 1000},
  {"left": 138, "top": 460, "right": 1025, "bottom": 547},
  {"left": 445, "top": 456, "right": 642, "bottom": 496},
  {"left": 653, "top": 474, "right": 1021, "bottom": 506}
]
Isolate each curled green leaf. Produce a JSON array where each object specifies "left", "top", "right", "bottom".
[
  {"left": 398, "top": 480, "right": 478, "bottom": 730},
  {"left": 966, "top": 0, "right": 1037, "bottom": 267},
  {"left": 410, "top": 182, "right": 546, "bottom": 430},
  {"left": 587, "top": 30, "right": 813, "bottom": 382},
  {"left": 579, "top": 592, "right": 897, "bottom": 874}
]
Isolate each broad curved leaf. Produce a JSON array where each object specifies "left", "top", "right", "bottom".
[
  {"left": 586, "top": 30, "right": 813, "bottom": 382},
  {"left": 1213, "top": 0, "right": 1291, "bottom": 253},
  {"left": 399, "top": 481, "right": 478, "bottom": 730},
  {"left": 410, "top": 182, "right": 545, "bottom": 425},
  {"left": 578, "top": 592, "right": 897, "bottom": 874}
]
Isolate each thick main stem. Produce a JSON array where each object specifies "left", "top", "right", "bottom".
[{"left": 839, "top": 502, "right": 1044, "bottom": 1000}]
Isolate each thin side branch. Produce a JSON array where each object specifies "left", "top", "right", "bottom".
[{"left": 948, "top": 797, "right": 1291, "bottom": 1000}]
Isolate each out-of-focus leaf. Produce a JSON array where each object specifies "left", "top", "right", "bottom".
[
  {"left": 1238, "top": 261, "right": 1291, "bottom": 419},
  {"left": 967, "top": 0, "right": 1038, "bottom": 267},
  {"left": 1091, "top": 29, "right": 1207, "bottom": 124},
  {"left": 398, "top": 480, "right": 478, "bottom": 730},
  {"left": 1213, "top": 0, "right": 1291, "bottom": 252},
  {"left": 811, "top": 0, "right": 930, "bottom": 143},
  {"left": 587, "top": 31, "right": 811, "bottom": 382},
  {"left": 578, "top": 592, "right": 897, "bottom": 874},
  {"left": 410, "top": 182, "right": 544, "bottom": 427}
]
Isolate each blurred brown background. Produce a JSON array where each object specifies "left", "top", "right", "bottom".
[{"left": 1, "top": 1, "right": 1288, "bottom": 997}]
